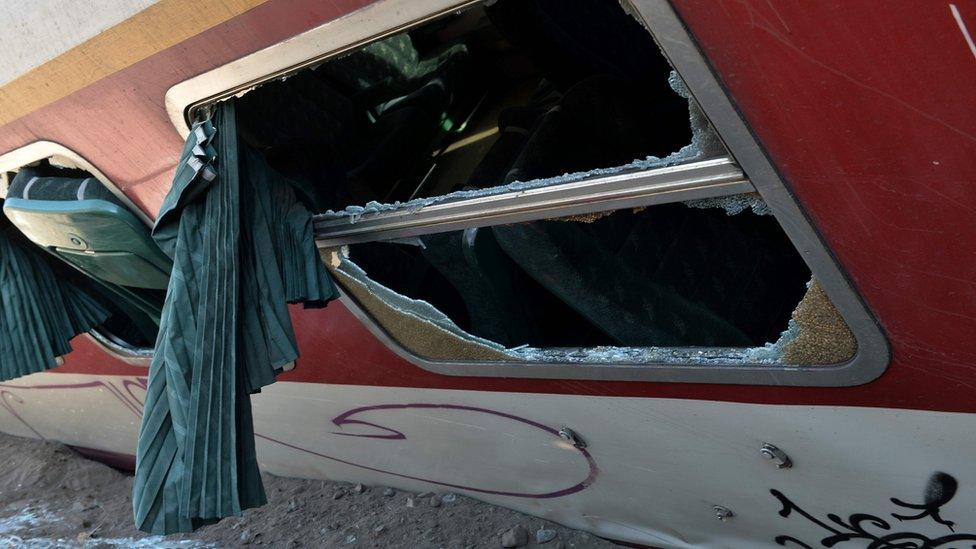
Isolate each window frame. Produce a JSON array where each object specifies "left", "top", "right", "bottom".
[{"left": 165, "top": 0, "right": 889, "bottom": 386}]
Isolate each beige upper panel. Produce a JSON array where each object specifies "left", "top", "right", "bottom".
[
  {"left": 0, "top": 0, "right": 157, "bottom": 86},
  {"left": 0, "top": 0, "right": 268, "bottom": 127}
]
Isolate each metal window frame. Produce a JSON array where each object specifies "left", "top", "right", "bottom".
[{"left": 164, "top": 0, "right": 889, "bottom": 386}]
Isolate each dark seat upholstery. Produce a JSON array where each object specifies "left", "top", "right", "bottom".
[
  {"left": 492, "top": 205, "right": 810, "bottom": 347},
  {"left": 321, "top": 34, "right": 470, "bottom": 115},
  {"left": 486, "top": 0, "right": 676, "bottom": 94},
  {"left": 501, "top": 75, "right": 689, "bottom": 184},
  {"left": 420, "top": 227, "right": 541, "bottom": 347},
  {"left": 238, "top": 35, "right": 467, "bottom": 211}
]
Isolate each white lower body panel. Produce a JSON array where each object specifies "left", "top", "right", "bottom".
[{"left": 0, "top": 372, "right": 973, "bottom": 548}]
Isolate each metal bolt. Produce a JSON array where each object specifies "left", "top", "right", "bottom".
[
  {"left": 713, "top": 505, "right": 734, "bottom": 521},
  {"left": 760, "top": 443, "right": 792, "bottom": 469},
  {"left": 67, "top": 233, "right": 87, "bottom": 249},
  {"left": 557, "top": 426, "right": 587, "bottom": 449}
]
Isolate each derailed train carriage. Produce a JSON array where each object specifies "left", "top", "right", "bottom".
[{"left": 0, "top": 0, "right": 973, "bottom": 546}]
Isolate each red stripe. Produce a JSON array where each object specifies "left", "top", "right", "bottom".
[{"left": 15, "top": 0, "right": 976, "bottom": 414}]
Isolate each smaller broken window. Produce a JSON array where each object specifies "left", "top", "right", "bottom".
[{"left": 2, "top": 161, "right": 163, "bottom": 354}]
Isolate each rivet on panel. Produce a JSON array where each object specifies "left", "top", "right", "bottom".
[
  {"left": 760, "top": 443, "right": 792, "bottom": 469},
  {"left": 713, "top": 505, "right": 734, "bottom": 522},
  {"left": 557, "top": 427, "right": 587, "bottom": 449}
]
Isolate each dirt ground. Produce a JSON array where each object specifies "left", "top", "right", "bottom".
[{"left": 0, "top": 432, "right": 617, "bottom": 548}]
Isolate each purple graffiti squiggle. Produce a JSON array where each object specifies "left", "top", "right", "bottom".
[
  {"left": 0, "top": 379, "right": 144, "bottom": 419},
  {"left": 0, "top": 379, "right": 598, "bottom": 499},
  {"left": 121, "top": 378, "right": 148, "bottom": 408},
  {"left": 256, "top": 402, "right": 599, "bottom": 498},
  {"left": 98, "top": 383, "right": 143, "bottom": 417},
  {"left": 0, "top": 390, "right": 44, "bottom": 439}
]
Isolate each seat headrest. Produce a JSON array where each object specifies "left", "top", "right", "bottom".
[{"left": 8, "top": 168, "right": 125, "bottom": 207}]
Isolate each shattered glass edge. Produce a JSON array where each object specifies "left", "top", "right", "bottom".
[
  {"left": 327, "top": 72, "right": 798, "bottom": 365},
  {"left": 318, "top": 71, "right": 754, "bottom": 224}
]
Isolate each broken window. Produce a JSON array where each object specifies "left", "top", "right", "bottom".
[
  {"left": 189, "top": 0, "right": 863, "bottom": 371},
  {"left": 2, "top": 160, "right": 162, "bottom": 353}
]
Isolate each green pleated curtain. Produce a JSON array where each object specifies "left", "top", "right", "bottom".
[
  {"left": 132, "top": 100, "right": 336, "bottom": 534},
  {"left": 0, "top": 227, "right": 110, "bottom": 381}
]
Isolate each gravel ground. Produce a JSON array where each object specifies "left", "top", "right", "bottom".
[{"left": 0, "top": 433, "right": 618, "bottom": 548}]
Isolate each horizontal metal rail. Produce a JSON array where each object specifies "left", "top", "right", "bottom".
[{"left": 314, "top": 156, "right": 751, "bottom": 247}]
